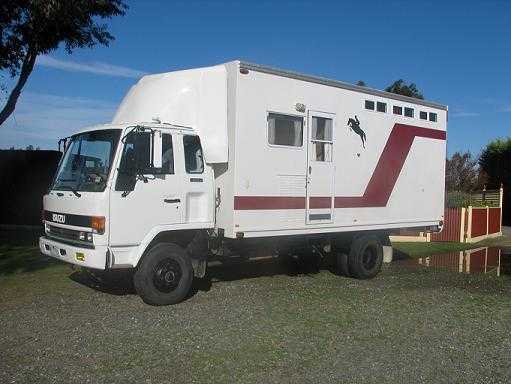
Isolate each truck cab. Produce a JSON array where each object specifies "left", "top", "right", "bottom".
[{"left": 40, "top": 123, "right": 215, "bottom": 301}]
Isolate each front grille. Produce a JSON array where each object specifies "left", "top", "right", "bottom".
[
  {"left": 48, "top": 225, "right": 81, "bottom": 242},
  {"left": 47, "top": 225, "right": 94, "bottom": 248}
]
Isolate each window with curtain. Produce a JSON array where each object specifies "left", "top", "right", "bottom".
[
  {"left": 311, "top": 116, "right": 333, "bottom": 162},
  {"left": 268, "top": 113, "right": 303, "bottom": 147}
]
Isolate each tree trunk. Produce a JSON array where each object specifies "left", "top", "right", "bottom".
[{"left": 0, "top": 49, "right": 37, "bottom": 126}]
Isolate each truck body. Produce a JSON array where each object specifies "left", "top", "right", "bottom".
[{"left": 40, "top": 61, "right": 447, "bottom": 304}]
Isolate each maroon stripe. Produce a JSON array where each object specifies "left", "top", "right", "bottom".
[
  {"left": 234, "top": 196, "right": 305, "bottom": 210},
  {"left": 335, "top": 124, "right": 445, "bottom": 208},
  {"left": 309, "top": 197, "right": 332, "bottom": 209},
  {"left": 235, "top": 124, "right": 445, "bottom": 210}
]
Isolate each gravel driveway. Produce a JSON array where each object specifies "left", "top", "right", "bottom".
[{"left": 1, "top": 247, "right": 511, "bottom": 383}]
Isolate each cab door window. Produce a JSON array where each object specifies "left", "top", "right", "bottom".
[{"left": 183, "top": 135, "right": 204, "bottom": 174}]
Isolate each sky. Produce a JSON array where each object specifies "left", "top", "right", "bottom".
[{"left": 0, "top": 0, "right": 510, "bottom": 156}]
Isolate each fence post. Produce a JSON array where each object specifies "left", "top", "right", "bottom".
[
  {"left": 486, "top": 205, "right": 490, "bottom": 237},
  {"left": 460, "top": 207, "right": 466, "bottom": 243},
  {"left": 466, "top": 206, "right": 472, "bottom": 243}
]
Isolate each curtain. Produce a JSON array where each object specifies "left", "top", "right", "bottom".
[
  {"left": 293, "top": 118, "right": 302, "bottom": 146},
  {"left": 268, "top": 115, "right": 276, "bottom": 144}
]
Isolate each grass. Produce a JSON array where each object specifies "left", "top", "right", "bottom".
[
  {"left": 0, "top": 244, "right": 59, "bottom": 276},
  {"left": 392, "top": 234, "right": 511, "bottom": 257},
  {"left": 1, "top": 230, "right": 511, "bottom": 383}
]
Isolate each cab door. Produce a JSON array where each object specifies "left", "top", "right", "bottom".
[
  {"left": 306, "top": 111, "right": 335, "bottom": 224},
  {"left": 179, "top": 134, "right": 214, "bottom": 224},
  {"left": 109, "top": 129, "right": 182, "bottom": 247}
]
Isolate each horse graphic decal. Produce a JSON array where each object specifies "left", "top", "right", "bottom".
[{"left": 347, "top": 115, "right": 366, "bottom": 148}]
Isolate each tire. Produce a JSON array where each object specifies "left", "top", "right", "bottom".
[
  {"left": 347, "top": 235, "right": 383, "bottom": 279},
  {"left": 134, "top": 243, "right": 193, "bottom": 306},
  {"left": 335, "top": 252, "right": 350, "bottom": 277}
]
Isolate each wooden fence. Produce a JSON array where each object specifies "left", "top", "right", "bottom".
[
  {"left": 430, "top": 208, "right": 464, "bottom": 242},
  {"left": 391, "top": 187, "right": 504, "bottom": 243}
]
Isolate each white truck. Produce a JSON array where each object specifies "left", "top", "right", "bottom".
[{"left": 40, "top": 61, "right": 447, "bottom": 305}]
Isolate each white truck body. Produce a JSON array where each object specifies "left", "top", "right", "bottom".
[{"left": 40, "top": 61, "right": 447, "bottom": 275}]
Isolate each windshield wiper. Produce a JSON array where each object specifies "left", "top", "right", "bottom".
[
  {"left": 55, "top": 184, "right": 82, "bottom": 198},
  {"left": 70, "top": 188, "right": 81, "bottom": 198}
]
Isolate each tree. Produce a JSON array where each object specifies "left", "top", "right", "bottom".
[
  {"left": 385, "top": 79, "right": 424, "bottom": 99},
  {"left": 356, "top": 80, "right": 366, "bottom": 87},
  {"left": 479, "top": 137, "right": 511, "bottom": 225},
  {"left": 445, "top": 151, "right": 485, "bottom": 192},
  {"left": 479, "top": 137, "right": 511, "bottom": 189},
  {"left": 0, "top": 0, "right": 127, "bottom": 126}
]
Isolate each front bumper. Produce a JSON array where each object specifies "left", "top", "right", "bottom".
[{"left": 39, "top": 236, "right": 108, "bottom": 270}]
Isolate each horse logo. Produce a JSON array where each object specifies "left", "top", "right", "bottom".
[{"left": 347, "top": 115, "right": 366, "bottom": 148}]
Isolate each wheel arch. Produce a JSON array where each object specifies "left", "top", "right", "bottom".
[{"left": 133, "top": 227, "right": 208, "bottom": 268}]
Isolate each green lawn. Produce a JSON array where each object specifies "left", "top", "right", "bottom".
[
  {"left": 1, "top": 238, "right": 511, "bottom": 383},
  {"left": 392, "top": 235, "right": 510, "bottom": 257}
]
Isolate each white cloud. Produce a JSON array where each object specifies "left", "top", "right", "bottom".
[
  {"left": 37, "top": 55, "right": 148, "bottom": 79},
  {"left": 0, "top": 92, "right": 117, "bottom": 149},
  {"left": 450, "top": 111, "right": 480, "bottom": 118}
]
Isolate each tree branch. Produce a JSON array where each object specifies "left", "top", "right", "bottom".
[{"left": 0, "top": 49, "right": 37, "bottom": 126}]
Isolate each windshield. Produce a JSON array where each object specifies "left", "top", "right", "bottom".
[{"left": 52, "top": 129, "right": 121, "bottom": 192}]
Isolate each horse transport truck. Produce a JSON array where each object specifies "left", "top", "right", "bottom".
[{"left": 40, "top": 61, "right": 447, "bottom": 305}]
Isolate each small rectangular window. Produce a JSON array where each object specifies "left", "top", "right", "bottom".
[
  {"left": 393, "top": 106, "right": 402, "bottom": 115},
  {"left": 365, "top": 100, "right": 375, "bottom": 110},
  {"left": 404, "top": 107, "right": 414, "bottom": 118},
  {"left": 429, "top": 112, "right": 437, "bottom": 122},
  {"left": 183, "top": 135, "right": 204, "bottom": 174},
  {"left": 377, "top": 102, "right": 387, "bottom": 113},
  {"left": 268, "top": 113, "right": 303, "bottom": 147},
  {"left": 420, "top": 111, "right": 427, "bottom": 120}
]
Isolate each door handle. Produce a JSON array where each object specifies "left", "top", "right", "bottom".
[
  {"left": 164, "top": 198, "right": 181, "bottom": 204},
  {"left": 309, "top": 166, "right": 312, "bottom": 174}
]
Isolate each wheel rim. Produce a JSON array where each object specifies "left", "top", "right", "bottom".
[
  {"left": 153, "top": 259, "right": 182, "bottom": 293},
  {"left": 362, "top": 246, "right": 377, "bottom": 270}
]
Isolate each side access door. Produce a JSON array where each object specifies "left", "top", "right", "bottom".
[
  {"left": 109, "top": 129, "right": 183, "bottom": 247},
  {"left": 306, "top": 110, "right": 335, "bottom": 224}
]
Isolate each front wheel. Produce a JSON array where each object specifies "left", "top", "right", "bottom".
[{"left": 134, "top": 243, "right": 193, "bottom": 305}]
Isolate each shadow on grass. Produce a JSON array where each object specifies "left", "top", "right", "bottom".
[
  {"left": 68, "top": 255, "right": 325, "bottom": 298},
  {"left": 69, "top": 269, "right": 136, "bottom": 296},
  {"left": 193, "top": 255, "right": 326, "bottom": 295},
  {"left": 0, "top": 245, "right": 60, "bottom": 276}
]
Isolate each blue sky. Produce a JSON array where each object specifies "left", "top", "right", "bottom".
[{"left": 1, "top": 0, "right": 510, "bottom": 156}]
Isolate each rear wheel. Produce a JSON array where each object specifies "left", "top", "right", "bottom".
[
  {"left": 347, "top": 235, "right": 383, "bottom": 279},
  {"left": 335, "top": 251, "right": 350, "bottom": 277},
  {"left": 134, "top": 243, "right": 193, "bottom": 305}
]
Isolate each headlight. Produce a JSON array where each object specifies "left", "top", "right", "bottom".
[{"left": 79, "top": 231, "right": 93, "bottom": 243}]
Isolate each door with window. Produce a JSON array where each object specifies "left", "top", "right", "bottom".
[
  {"left": 180, "top": 134, "right": 213, "bottom": 224},
  {"left": 306, "top": 111, "right": 335, "bottom": 224},
  {"left": 109, "top": 129, "right": 182, "bottom": 247}
]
